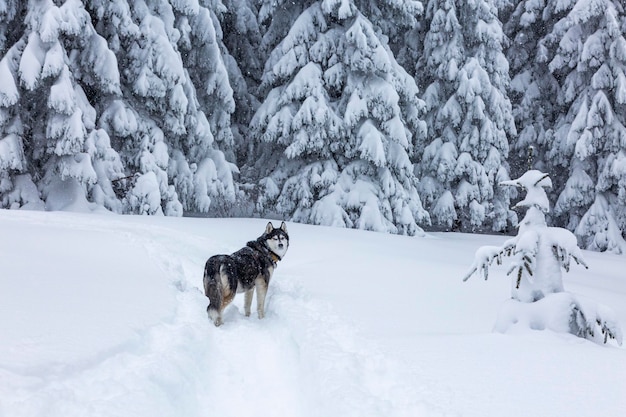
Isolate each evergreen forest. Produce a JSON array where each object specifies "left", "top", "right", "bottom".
[{"left": 1, "top": 0, "right": 625, "bottom": 253}]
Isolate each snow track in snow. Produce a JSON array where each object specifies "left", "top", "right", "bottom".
[
  {"left": 0, "top": 212, "right": 440, "bottom": 417},
  {"left": 135, "top": 220, "right": 440, "bottom": 417}
]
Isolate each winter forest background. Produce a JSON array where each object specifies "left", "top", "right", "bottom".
[{"left": 1, "top": 0, "right": 625, "bottom": 253}]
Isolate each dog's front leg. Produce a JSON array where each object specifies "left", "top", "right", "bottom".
[
  {"left": 244, "top": 288, "right": 254, "bottom": 317},
  {"left": 254, "top": 277, "right": 268, "bottom": 319}
]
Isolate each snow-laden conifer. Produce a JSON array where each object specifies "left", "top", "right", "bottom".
[
  {"left": 219, "top": 0, "right": 263, "bottom": 172},
  {"left": 0, "top": 0, "right": 239, "bottom": 215},
  {"left": 414, "top": 0, "right": 517, "bottom": 233},
  {"left": 251, "top": 1, "right": 429, "bottom": 235},
  {"left": 542, "top": 0, "right": 626, "bottom": 253},
  {"left": 500, "top": 0, "right": 563, "bottom": 179},
  {"left": 86, "top": 0, "right": 237, "bottom": 215},
  {"left": 0, "top": 0, "right": 125, "bottom": 211},
  {"left": 171, "top": 2, "right": 238, "bottom": 214},
  {"left": 0, "top": 29, "right": 36, "bottom": 209},
  {"left": 464, "top": 170, "right": 622, "bottom": 345}
]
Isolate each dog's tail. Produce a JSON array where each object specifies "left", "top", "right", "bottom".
[{"left": 204, "top": 258, "right": 222, "bottom": 322}]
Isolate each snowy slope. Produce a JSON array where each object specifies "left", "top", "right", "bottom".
[{"left": 1, "top": 210, "right": 625, "bottom": 417}]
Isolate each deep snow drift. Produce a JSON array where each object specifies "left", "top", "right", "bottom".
[{"left": 1, "top": 210, "right": 625, "bottom": 417}]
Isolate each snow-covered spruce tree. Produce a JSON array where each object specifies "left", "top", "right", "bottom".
[
  {"left": 87, "top": 0, "right": 237, "bottom": 215},
  {"left": 541, "top": 0, "right": 626, "bottom": 253},
  {"left": 176, "top": 2, "right": 236, "bottom": 162},
  {"left": 410, "top": 0, "right": 517, "bottom": 233},
  {"left": 250, "top": 0, "right": 430, "bottom": 235},
  {"left": 1, "top": 0, "right": 125, "bottom": 211},
  {"left": 499, "top": 0, "right": 565, "bottom": 179},
  {"left": 464, "top": 170, "right": 622, "bottom": 345},
  {"left": 0, "top": 2, "right": 33, "bottom": 209},
  {"left": 80, "top": 0, "right": 177, "bottom": 215},
  {"left": 219, "top": 0, "right": 263, "bottom": 171},
  {"left": 171, "top": 1, "right": 239, "bottom": 214}
]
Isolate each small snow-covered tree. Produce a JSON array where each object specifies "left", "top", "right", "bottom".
[
  {"left": 250, "top": 0, "right": 430, "bottom": 235},
  {"left": 464, "top": 170, "right": 622, "bottom": 345},
  {"left": 413, "top": 0, "right": 517, "bottom": 233}
]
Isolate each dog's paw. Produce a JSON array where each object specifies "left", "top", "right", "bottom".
[
  {"left": 208, "top": 308, "right": 223, "bottom": 326},
  {"left": 257, "top": 311, "right": 265, "bottom": 320},
  {"left": 245, "top": 311, "right": 251, "bottom": 317}
]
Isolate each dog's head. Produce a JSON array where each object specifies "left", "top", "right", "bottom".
[{"left": 264, "top": 221, "right": 289, "bottom": 259}]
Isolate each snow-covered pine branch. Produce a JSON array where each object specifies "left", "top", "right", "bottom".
[{"left": 462, "top": 242, "right": 514, "bottom": 282}]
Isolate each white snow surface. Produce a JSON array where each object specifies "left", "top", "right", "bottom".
[{"left": 1, "top": 210, "right": 625, "bottom": 417}]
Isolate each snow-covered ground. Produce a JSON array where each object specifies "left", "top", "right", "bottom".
[{"left": 1, "top": 209, "right": 625, "bottom": 417}]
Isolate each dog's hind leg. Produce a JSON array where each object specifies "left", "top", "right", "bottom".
[
  {"left": 204, "top": 260, "right": 224, "bottom": 326},
  {"left": 244, "top": 289, "right": 254, "bottom": 317},
  {"left": 206, "top": 280, "right": 223, "bottom": 326}
]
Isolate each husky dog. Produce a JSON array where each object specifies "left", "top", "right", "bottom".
[{"left": 203, "top": 222, "right": 289, "bottom": 326}]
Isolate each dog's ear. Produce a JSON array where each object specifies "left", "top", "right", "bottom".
[
  {"left": 280, "top": 221, "right": 288, "bottom": 233},
  {"left": 265, "top": 222, "right": 274, "bottom": 234}
]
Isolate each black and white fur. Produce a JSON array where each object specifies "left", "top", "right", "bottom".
[{"left": 203, "top": 222, "right": 289, "bottom": 326}]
